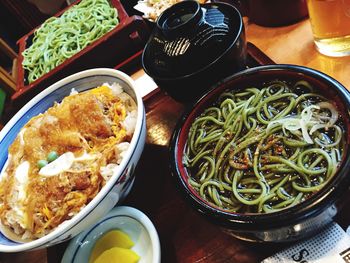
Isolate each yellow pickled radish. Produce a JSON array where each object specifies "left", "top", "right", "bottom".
[
  {"left": 89, "top": 230, "right": 135, "bottom": 263},
  {"left": 93, "top": 247, "right": 140, "bottom": 263}
]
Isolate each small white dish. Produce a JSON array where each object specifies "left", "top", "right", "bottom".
[{"left": 61, "top": 206, "right": 161, "bottom": 263}]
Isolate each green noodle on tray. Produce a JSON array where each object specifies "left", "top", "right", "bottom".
[
  {"left": 22, "top": 0, "right": 119, "bottom": 83},
  {"left": 184, "top": 81, "right": 344, "bottom": 214}
]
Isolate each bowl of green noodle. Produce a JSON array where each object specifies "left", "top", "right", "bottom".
[{"left": 170, "top": 64, "right": 350, "bottom": 243}]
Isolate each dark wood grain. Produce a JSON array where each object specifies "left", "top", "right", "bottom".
[
  {"left": 123, "top": 92, "right": 291, "bottom": 263},
  {"left": 0, "top": 3, "right": 350, "bottom": 260},
  {"left": 1, "top": 43, "right": 284, "bottom": 263},
  {"left": 46, "top": 90, "right": 291, "bottom": 263},
  {"left": 117, "top": 90, "right": 300, "bottom": 262},
  {"left": 0, "top": 249, "right": 47, "bottom": 263},
  {"left": 4, "top": 41, "right": 348, "bottom": 263},
  {"left": 0, "top": 0, "right": 51, "bottom": 33}
]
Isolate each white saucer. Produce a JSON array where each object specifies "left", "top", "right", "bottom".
[{"left": 61, "top": 206, "right": 161, "bottom": 263}]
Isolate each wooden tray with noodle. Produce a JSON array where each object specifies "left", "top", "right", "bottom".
[{"left": 13, "top": 0, "right": 150, "bottom": 105}]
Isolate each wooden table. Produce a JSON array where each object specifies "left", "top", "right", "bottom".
[
  {"left": 246, "top": 19, "right": 350, "bottom": 89},
  {"left": 1, "top": 18, "right": 350, "bottom": 263}
]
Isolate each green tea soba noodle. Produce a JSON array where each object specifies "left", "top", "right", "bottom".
[
  {"left": 22, "top": 0, "right": 119, "bottom": 83},
  {"left": 184, "top": 81, "right": 344, "bottom": 213}
]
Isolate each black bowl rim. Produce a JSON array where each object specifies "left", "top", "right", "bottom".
[
  {"left": 156, "top": 1, "right": 202, "bottom": 35},
  {"left": 169, "top": 64, "right": 350, "bottom": 231},
  {"left": 142, "top": 2, "right": 244, "bottom": 81}
]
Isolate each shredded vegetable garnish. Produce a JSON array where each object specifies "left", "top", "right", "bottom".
[
  {"left": 22, "top": 0, "right": 119, "bottom": 83},
  {"left": 138, "top": 0, "right": 207, "bottom": 21},
  {"left": 184, "top": 80, "right": 344, "bottom": 214}
]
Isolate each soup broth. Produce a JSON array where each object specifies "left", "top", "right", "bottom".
[{"left": 184, "top": 80, "right": 345, "bottom": 214}]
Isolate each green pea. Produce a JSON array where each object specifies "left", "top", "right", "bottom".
[
  {"left": 47, "top": 151, "right": 59, "bottom": 162},
  {"left": 38, "top": 160, "right": 48, "bottom": 169}
]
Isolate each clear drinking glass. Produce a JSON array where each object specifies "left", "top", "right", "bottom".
[{"left": 306, "top": 0, "right": 350, "bottom": 57}]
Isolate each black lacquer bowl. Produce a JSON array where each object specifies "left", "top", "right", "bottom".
[
  {"left": 170, "top": 65, "right": 350, "bottom": 242},
  {"left": 142, "top": 0, "right": 246, "bottom": 103}
]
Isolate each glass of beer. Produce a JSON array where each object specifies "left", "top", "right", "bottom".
[{"left": 306, "top": 0, "right": 350, "bottom": 57}]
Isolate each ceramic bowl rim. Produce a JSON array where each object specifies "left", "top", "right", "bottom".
[{"left": 0, "top": 68, "right": 145, "bottom": 252}]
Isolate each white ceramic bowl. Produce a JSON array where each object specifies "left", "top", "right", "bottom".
[
  {"left": 0, "top": 68, "right": 146, "bottom": 252},
  {"left": 61, "top": 206, "right": 161, "bottom": 263}
]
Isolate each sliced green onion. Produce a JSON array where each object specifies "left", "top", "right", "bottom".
[
  {"left": 38, "top": 160, "right": 48, "bottom": 169},
  {"left": 47, "top": 151, "right": 59, "bottom": 162}
]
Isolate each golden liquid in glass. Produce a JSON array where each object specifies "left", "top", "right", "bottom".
[{"left": 306, "top": 0, "right": 350, "bottom": 56}]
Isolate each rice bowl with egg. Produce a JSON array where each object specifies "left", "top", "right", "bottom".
[
  {"left": 0, "top": 82, "right": 137, "bottom": 242},
  {"left": 0, "top": 68, "right": 146, "bottom": 251}
]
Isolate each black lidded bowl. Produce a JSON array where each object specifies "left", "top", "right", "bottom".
[
  {"left": 142, "top": 0, "right": 247, "bottom": 103},
  {"left": 169, "top": 64, "right": 350, "bottom": 242}
]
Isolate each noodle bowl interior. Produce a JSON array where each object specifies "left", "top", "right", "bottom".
[{"left": 184, "top": 80, "right": 345, "bottom": 214}]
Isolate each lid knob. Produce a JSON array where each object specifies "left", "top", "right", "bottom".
[{"left": 156, "top": 1, "right": 203, "bottom": 38}]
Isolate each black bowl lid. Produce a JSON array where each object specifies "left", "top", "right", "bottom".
[{"left": 143, "top": 1, "right": 242, "bottom": 78}]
